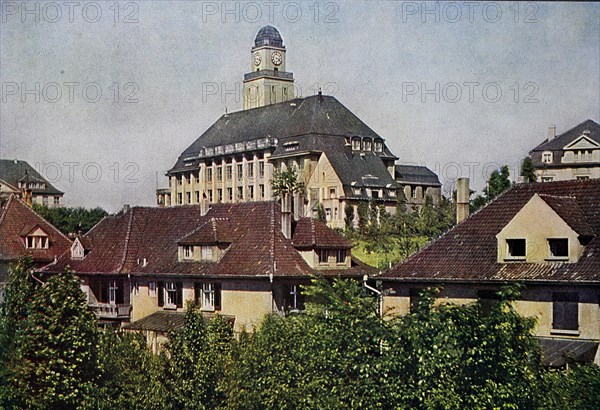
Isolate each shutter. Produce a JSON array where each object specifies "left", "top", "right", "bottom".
[
  {"left": 158, "top": 281, "right": 164, "bottom": 307},
  {"left": 176, "top": 282, "right": 183, "bottom": 308},
  {"left": 564, "top": 301, "right": 579, "bottom": 330},
  {"left": 553, "top": 301, "right": 564, "bottom": 329},
  {"left": 214, "top": 283, "right": 222, "bottom": 311}
]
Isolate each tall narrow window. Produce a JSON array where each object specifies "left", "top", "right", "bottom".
[
  {"left": 248, "top": 163, "right": 254, "bottom": 178},
  {"left": 148, "top": 281, "right": 157, "bottom": 297},
  {"left": 283, "top": 284, "right": 305, "bottom": 311},
  {"left": 108, "top": 281, "right": 118, "bottom": 305},
  {"left": 206, "top": 168, "right": 213, "bottom": 183},
  {"left": 258, "top": 161, "right": 265, "bottom": 178},
  {"left": 318, "top": 249, "right": 328, "bottom": 264},
  {"left": 183, "top": 245, "right": 194, "bottom": 259},
  {"left": 336, "top": 250, "right": 346, "bottom": 264},
  {"left": 165, "top": 282, "right": 177, "bottom": 308}
]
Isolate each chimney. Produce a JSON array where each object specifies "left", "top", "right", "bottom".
[
  {"left": 281, "top": 192, "right": 292, "bottom": 239},
  {"left": 200, "top": 192, "right": 210, "bottom": 216},
  {"left": 547, "top": 125, "right": 556, "bottom": 141},
  {"left": 456, "top": 177, "right": 470, "bottom": 224}
]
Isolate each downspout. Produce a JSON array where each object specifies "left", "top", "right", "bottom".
[{"left": 363, "top": 274, "right": 382, "bottom": 318}]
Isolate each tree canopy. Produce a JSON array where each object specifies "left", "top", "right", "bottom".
[{"left": 32, "top": 204, "right": 108, "bottom": 236}]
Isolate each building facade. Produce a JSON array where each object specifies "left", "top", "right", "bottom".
[
  {"left": 529, "top": 119, "right": 600, "bottom": 182},
  {"left": 379, "top": 179, "right": 600, "bottom": 368},
  {"left": 156, "top": 26, "right": 441, "bottom": 229},
  {"left": 0, "top": 159, "right": 64, "bottom": 207},
  {"left": 43, "top": 200, "right": 373, "bottom": 349}
]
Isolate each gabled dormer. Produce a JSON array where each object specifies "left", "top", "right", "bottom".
[
  {"left": 20, "top": 225, "right": 49, "bottom": 250},
  {"left": 292, "top": 218, "right": 352, "bottom": 269},
  {"left": 561, "top": 131, "right": 600, "bottom": 164},
  {"left": 71, "top": 237, "right": 90, "bottom": 260},
  {"left": 177, "top": 218, "right": 232, "bottom": 262},
  {"left": 496, "top": 194, "right": 594, "bottom": 263}
]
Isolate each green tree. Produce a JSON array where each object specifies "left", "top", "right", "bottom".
[
  {"left": 344, "top": 203, "right": 355, "bottom": 232},
  {"left": 542, "top": 363, "right": 600, "bottom": 410},
  {"left": 521, "top": 156, "right": 537, "bottom": 183},
  {"left": 315, "top": 203, "right": 326, "bottom": 223},
  {"left": 357, "top": 201, "right": 369, "bottom": 235},
  {"left": 485, "top": 165, "right": 512, "bottom": 200},
  {"left": 270, "top": 167, "right": 305, "bottom": 199},
  {"left": 12, "top": 269, "right": 100, "bottom": 409},
  {"left": 32, "top": 204, "right": 108, "bottom": 236}
]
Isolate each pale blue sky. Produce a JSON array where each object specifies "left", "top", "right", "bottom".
[{"left": 1, "top": 1, "right": 598, "bottom": 211}]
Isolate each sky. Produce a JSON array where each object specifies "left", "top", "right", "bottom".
[{"left": 1, "top": 1, "right": 598, "bottom": 212}]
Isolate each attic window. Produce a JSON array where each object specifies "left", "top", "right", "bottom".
[
  {"left": 26, "top": 235, "right": 48, "bottom": 249},
  {"left": 183, "top": 245, "right": 194, "bottom": 260},
  {"left": 374, "top": 141, "right": 383, "bottom": 152},
  {"left": 506, "top": 239, "right": 526, "bottom": 259},
  {"left": 201, "top": 245, "right": 213, "bottom": 261},
  {"left": 548, "top": 238, "right": 568, "bottom": 259},
  {"left": 284, "top": 141, "right": 299, "bottom": 151},
  {"left": 542, "top": 152, "right": 553, "bottom": 164},
  {"left": 352, "top": 138, "right": 361, "bottom": 151},
  {"left": 362, "top": 139, "right": 372, "bottom": 151}
]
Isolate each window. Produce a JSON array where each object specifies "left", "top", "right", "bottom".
[
  {"left": 329, "top": 187, "right": 337, "bottom": 199},
  {"left": 372, "top": 190, "right": 380, "bottom": 199},
  {"left": 148, "top": 281, "right": 157, "bottom": 297},
  {"left": 42, "top": 197, "right": 48, "bottom": 206},
  {"left": 109, "top": 280, "right": 118, "bottom": 305},
  {"left": 336, "top": 250, "right": 346, "bottom": 264},
  {"left": 259, "top": 184, "right": 265, "bottom": 198},
  {"left": 186, "top": 192, "right": 191, "bottom": 204},
  {"left": 409, "top": 288, "right": 422, "bottom": 313},
  {"left": 248, "top": 185, "right": 254, "bottom": 200},
  {"left": 237, "top": 186, "right": 243, "bottom": 200},
  {"left": 217, "top": 189, "right": 223, "bottom": 202},
  {"left": 552, "top": 292, "right": 578, "bottom": 331},
  {"left": 576, "top": 176, "right": 590, "bottom": 180},
  {"left": 237, "top": 164, "right": 243, "bottom": 180},
  {"left": 541, "top": 176, "right": 554, "bottom": 182},
  {"left": 248, "top": 162, "right": 254, "bottom": 178},
  {"left": 165, "top": 282, "right": 177, "bottom": 308},
  {"left": 477, "top": 290, "right": 500, "bottom": 316},
  {"left": 206, "top": 168, "right": 213, "bottom": 183},
  {"left": 227, "top": 187, "right": 233, "bottom": 201},
  {"left": 283, "top": 284, "right": 305, "bottom": 311},
  {"left": 258, "top": 161, "right": 265, "bottom": 178},
  {"left": 318, "top": 249, "right": 328, "bottom": 264},
  {"left": 352, "top": 138, "right": 361, "bottom": 151},
  {"left": 196, "top": 283, "right": 221, "bottom": 311},
  {"left": 216, "top": 167, "right": 223, "bottom": 182},
  {"left": 542, "top": 152, "right": 553, "bottom": 163},
  {"left": 363, "top": 139, "right": 372, "bottom": 151},
  {"left": 374, "top": 141, "right": 383, "bottom": 152},
  {"left": 226, "top": 165, "right": 232, "bottom": 181},
  {"left": 183, "top": 245, "right": 194, "bottom": 259},
  {"left": 506, "top": 239, "right": 526, "bottom": 259},
  {"left": 133, "top": 280, "right": 139, "bottom": 296},
  {"left": 178, "top": 177, "right": 182, "bottom": 186},
  {"left": 25, "top": 236, "right": 48, "bottom": 249},
  {"left": 53, "top": 196, "right": 60, "bottom": 205},
  {"left": 208, "top": 189, "right": 213, "bottom": 202},
  {"left": 201, "top": 245, "right": 213, "bottom": 261},
  {"left": 195, "top": 191, "right": 200, "bottom": 203},
  {"left": 548, "top": 238, "right": 568, "bottom": 258},
  {"left": 177, "top": 193, "right": 182, "bottom": 205}
]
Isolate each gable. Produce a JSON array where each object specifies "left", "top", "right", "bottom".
[
  {"left": 307, "top": 153, "right": 343, "bottom": 188},
  {"left": 563, "top": 135, "right": 600, "bottom": 151}
]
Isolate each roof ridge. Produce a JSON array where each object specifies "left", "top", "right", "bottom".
[
  {"left": 533, "top": 119, "right": 600, "bottom": 150},
  {"left": 0, "top": 194, "right": 14, "bottom": 226},
  {"left": 116, "top": 207, "right": 135, "bottom": 273},
  {"left": 538, "top": 193, "right": 577, "bottom": 200},
  {"left": 269, "top": 201, "right": 275, "bottom": 275},
  {"left": 310, "top": 217, "right": 316, "bottom": 246},
  {"left": 12, "top": 195, "right": 72, "bottom": 243}
]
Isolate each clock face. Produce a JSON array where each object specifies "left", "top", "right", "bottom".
[
  {"left": 253, "top": 52, "right": 262, "bottom": 66},
  {"left": 271, "top": 51, "right": 283, "bottom": 66}
]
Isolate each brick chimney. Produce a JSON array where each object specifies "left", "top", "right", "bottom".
[
  {"left": 547, "top": 125, "right": 556, "bottom": 141},
  {"left": 456, "top": 178, "right": 470, "bottom": 224},
  {"left": 281, "top": 192, "right": 292, "bottom": 239}
]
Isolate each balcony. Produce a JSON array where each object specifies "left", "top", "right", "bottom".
[
  {"left": 90, "top": 303, "right": 131, "bottom": 319},
  {"left": 244, "top": 70, "right": 293, "bottom": 82}
]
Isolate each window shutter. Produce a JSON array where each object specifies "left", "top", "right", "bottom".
[
  {"left": 564, "top": 302, "right": 579, "bottom": 330},
  {"left": 176, "top": 282, "right": 183, "bottom": 308},
  {"left": 158, "top": 281, "right": 164, "bottom": 307},
  {"left": 214, "top": 283, "right": 222, "bottom": 310},
  {"left": 194, "top": 282, "right": 201, "bottom": 305}
]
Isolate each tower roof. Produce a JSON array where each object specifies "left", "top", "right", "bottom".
[{"left": 254, "top": 25, "right": 284, "bottom": 48}]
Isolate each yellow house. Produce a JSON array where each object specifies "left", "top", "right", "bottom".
[
  {"left": 42, "top": 200, "right": 372, "bottom": 350},
  {"left": 379, "top": 179, "right": 600, "bottom": 368}
]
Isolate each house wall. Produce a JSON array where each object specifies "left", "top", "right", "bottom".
[
  {"left": 381, "top": 282, "right": 600, "bottom": 361},
  {"left": 306, "top": 153, "right": 345, "bottom": 229},
  {"left": 535, "top": 166, "right": 600, "bottom": 182}
]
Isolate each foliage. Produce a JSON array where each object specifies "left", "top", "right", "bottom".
[
  {"left": 357, "top": 201, "right": 369, "bottom": 235},
  {"left": 32, "top": 204, "right": 108, "bottom": 236},
  {"left": 315, "top": 202, "right": 326, "bottom": 223},
  {"left": 521, "top": 156, "right": 537, "bottom": 183},
  {"left": 270, "top": 167, "right": 305, "bottom": 199},
  {"left": 471, "top": 164, "right": 512, "bottom": 212},
  {"left": 541, "top": 364, "right": 600, "bottom": 410},
  {"left": 162, "top": 304, "right": 236, "bottom": 410},
  {"left": 11, "top": 269, "right": 100, "bottom": 409},
  {"left": 344, "top": 203, "right": 355, "bottom": 232}
]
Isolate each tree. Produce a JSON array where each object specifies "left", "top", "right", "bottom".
[
  {"left": 11, "top": 269, "right": 100, "bottom": 409},
  {"left": 485, "top": 165, "right": 511, "bottom": 200},
  {"left": 357, "top": 201, "right": 369, "bottom": 235},
  {"left": 316, "top": 203, "right": 326, "bottom": 223},
  {"left": 344, "top": 203, "right": 355, "bottom": 232},
  {"left": 542, "top": 363, "right": 600, "bottom": 410},
  {"left": 32, "top": 204, "right": 108, "bottom": 236},
  {"left": 270, "top": 167, "right": 305, "bottom": 199},
  {"left": 521, "top": 156, "right": 537, "bottom": 183}
]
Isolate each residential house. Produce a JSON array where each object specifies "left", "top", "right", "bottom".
[
  {"left": 0, "top": 195, "right": 71, "bottom": 290},
  {"left": 395, "top": 164, "right": 442, "bottom": 209},
  {"left": 529, "top": 119, "right": 600, "bottom": 182},
  {"left": 0, "top": 159, "right": 64, "bottom": 207},
  {"left": 43, "top": 200, "right": 372, "bottom": 350},
  {"left": 156, "top": 26, "right": 440, "bottom": 229},
  {"left": 379, "top": 179, "right": 600, "bottom": 368}
]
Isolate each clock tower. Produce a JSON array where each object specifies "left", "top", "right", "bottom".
[{"left": 243, "top": 26, "right": 295, "bottom": 110}]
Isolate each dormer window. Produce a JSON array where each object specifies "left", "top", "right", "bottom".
[
  {"left": 71, "top": 238, "right": 87, "bottom": 259},
  {"left": 548, "top": 238, "right": 568, "bottom": 259},
  {"left": 542, "top": 152, "right": 553, "bottom": 163},
  {"left": 336, "top": 250, "right": 346, "bottom": 264},
  {"left": 374, "top": 141, "right": 383, "bottom": 152},
  {"left": 352, "top": 138, "right": 361, "bottom": 151},
  {"left": 183, "top": 245, "right": 194, "bottom": 260},
  {"left": 201, "top": 245, "right": 213, "bottom": 261},
  {"left": 506, "top": 239, "right": 526, "bottom": 259},
  {"left": 363, "top": 139, "right": 372, "bottom": 151}
]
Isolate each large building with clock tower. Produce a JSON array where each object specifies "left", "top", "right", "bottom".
[
  {"left": 157, "top": 26, "right": 441, "bottom": 228},
  {"left": 243, "top": 25, "right": 295, "bottom": 110}
]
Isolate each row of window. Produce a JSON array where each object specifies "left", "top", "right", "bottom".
[
  {"left": 348, "top": 137, "right": 384, "bottom": 153},
  {"left": 177, "top": 162, "right": 266, "bottom": 186},
  {"left": 506, "top": 238, "right": 569, "bottom": 259},
  {"left": 25, "top": 235, "right": 48, "bottom": 249},
  {"left": 318, "top": 249, "right": 347, "bottom": 264},
  {"left": 175, "top": 184, "right": 267, "bottom": 205}
]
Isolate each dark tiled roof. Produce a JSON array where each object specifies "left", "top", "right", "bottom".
[
  {"left": 122, "top": 310, "right": 236, "bottom": 333},
  {"left": 254, "top": 25, "right": 284, "bottom": 48},
  {"left": 44, "top": 201, "right": 371, "bottom": 278},
  {"left": 395, "top": 165, "right": 441, "bottom": 187},
  {"left": 178, "top": 218, "right": 232, "bottom": 245},
  {"left": 530, "top": 119, "right": 600, "bottom": 153},
  {"left": 292, "top": 218, "right": 351, "bottom": 249},
  {"left": 382, "top": 179, "right": 600, "bottom": 283},
  {"left": 0, "top": 159, "right": 63, "bottom": 195},
  {"left": 0, "top": 195, "right": 72, "bottom": 264},
  {"left": 538, "top": 337, "right": 599, "bottom": 368},
  {"left": 327, "top": 149, "right": 400, "bottom": 190},
  {"left": 169, "top": 95, "right": 397, "bottom": 172},
  {"left": 539, "top": 194, "right": 594, "bottom": 237}
]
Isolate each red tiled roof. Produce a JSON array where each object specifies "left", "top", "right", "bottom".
[
  {"left": 44, "top": 201, "right": 370, "bottom": 278},
  {"left": 382, "top": 179, "right": 600, "bottom": 283},
  {"left": 178, "top": 218, "right": 232, "bottom": 245},
  {"left": 0, "top": 195, "right": 72, "bottom": 264},
  {"left": 292, "top": 218, "right": 352, "bottom": 249}
]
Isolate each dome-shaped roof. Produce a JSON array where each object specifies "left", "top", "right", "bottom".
[{"left": 254, "top": 25, "right": 284, "bottom": 48}]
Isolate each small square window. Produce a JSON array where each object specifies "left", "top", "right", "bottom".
[
  {"left": 548, "top": 238, "right": 568, "bottom": 258},
  {"left": 506, "top": 239, "right": 526, "bottom": 258}
]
